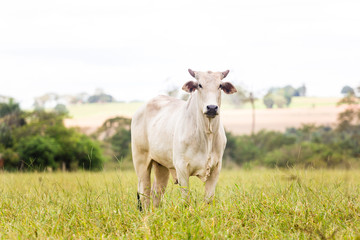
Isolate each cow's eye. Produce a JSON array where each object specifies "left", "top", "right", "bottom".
[
  {"left": 198, "top": 84, "right": 203, "bottom": 88},
  {"left": 219, "top": 84, "right": 222, "bottom": 89}
]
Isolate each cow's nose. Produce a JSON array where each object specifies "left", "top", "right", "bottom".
[{"left": 206, "top": 105, "right": 218, "bottom": 112}]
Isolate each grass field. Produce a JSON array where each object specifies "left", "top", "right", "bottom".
[
  {"left": 66, "top": 102, "right": 143, "bottom": 119},
  {"left": 1, "top": 169, "right": 359, "bottom": 239}
]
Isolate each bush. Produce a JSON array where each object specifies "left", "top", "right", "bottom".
[
  {"left": 72, "top": 135, "right": 104, "bottom": 170},
  {"left": 16, "top": 136, "right": 61, "bottom": 170},
  {"left": 0, "top": 98, "right": 20, "bottom": 118},
  {"left": 54, "top": 104, "right": 69, "bottom": 115},
  {"left": 110, "top": 128, "right": 132, "bottom": 161},
  {"left": 252, "top": 130, "right": 296, "bottom": 152},
  {"left": 43, "top": 121, "right": 105, "bottom": 171},
  {"left": 0, "top": 123, "right": 13, "bottom": 148},
  {"left": 263, "top": 142, "right": 352, "bottom": 169},
  {"left": 224, "top": 133, "right": 260, "bottom": 165},
  {"left": 4, "top": 110, "right": 106, "bottom": 171},
  {"left": 224, "top": 130, "right": 296, "bottom": 166},
  {"left": 92, "top": 117, "right": 132, "bottom": 164},
  {"left": 1, "top": 148, "right": 20, "bottom": 170}
]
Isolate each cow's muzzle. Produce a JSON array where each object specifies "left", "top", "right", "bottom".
[{"left": 205, "top": 105, "right": 218, "bottom": 118}]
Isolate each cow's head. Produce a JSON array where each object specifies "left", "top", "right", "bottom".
[{"left": 182, "top": 69, "right": 237, "bottom": 118}]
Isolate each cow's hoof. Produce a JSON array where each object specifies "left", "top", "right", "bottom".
[{"left": 137, "top": 192, "right": 143, "bottom": 211}]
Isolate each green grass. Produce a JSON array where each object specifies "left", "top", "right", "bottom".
[
  {"left": 288, "top": 97, "right": 341, "bottom": 108},
  {"left": 1, "top": 169, "right": 359, "bottom": 239}
]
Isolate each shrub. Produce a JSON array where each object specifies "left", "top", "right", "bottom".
[
  {"left": 11, "top": 110, "right": 105, "bottom": 171},
  {"left": 224, "top": 134, "right": 260, "bottom": 165},
  {"left": 252, "top": 130, "right": 296, "bottom": 152},
  {"left": 1, "top": 148, "right": 20, "bottom": 170},
  {"left": 92, "top": 117, "right": 132, "bottom": 164},
  {"left": 263, "top": 142, "right": 352, "bottom": 169},
  {"left": 72, "top": 135, "right": 104, "bottom": 170},
  {"left": 110, "top": 128, "right": 132, "bottom": 161},
  {"left": 224, "top": 130, "right": 295, "bottom": 166},
  {"left": 16, "top": 136, "right": 61, "bottom": 170},
  {"left": 0, "top": 98, "right": 20, "bottom": 118},
  {"left": 0, "top": 123, "right": 13, "bottom": 148}
]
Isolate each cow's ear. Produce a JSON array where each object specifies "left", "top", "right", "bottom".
[
  {"left": 221, "top": 70, "right": 230, "bottom": 79},
  {"left": 221, "top": 82, "right": 237, "bottom": 94},
  {"left": 182, "top": 81, "right": 198, "bottom": 93}
]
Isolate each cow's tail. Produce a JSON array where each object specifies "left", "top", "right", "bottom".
[{"left": 137, "top": 192, "right": 143, "bottom": 211}]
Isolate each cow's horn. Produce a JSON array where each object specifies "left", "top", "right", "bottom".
[
  {"left": 188, "top": 69, "right": 196, "bottom": 78},
  {"left": 222, "top": 70, "right": 230, "bottom": 79}
]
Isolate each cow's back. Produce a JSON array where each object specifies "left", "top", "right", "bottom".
[{"left": 131, "top": 95, "right": 185, "bottom": 168}]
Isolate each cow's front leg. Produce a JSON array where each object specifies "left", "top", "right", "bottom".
[
  {"left": 204, "top": 164, "right": 220, "bottom": 203},
  {"left": 174, "top": 162, "right": 190, "bottom": 204}
]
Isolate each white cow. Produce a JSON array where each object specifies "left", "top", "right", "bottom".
[{"left": 131, "top": 69, "right": 237, "bottom": 210}]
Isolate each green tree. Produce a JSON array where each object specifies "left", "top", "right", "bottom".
[
  {"left": 296, "top": 84, "right": 306, "bottom": 96},
  {"left": 263, "top": 85, "right": 302, "bottom": 108},
  {"left": 0, "top": 148, "right": 20, "bottom": 170},
  {"left": 336, "top": 91, "right": 360, "bottom": 132},
  {"left": 341, "top": 85, "right": 355, "bottom": 96},
  {"left": 263, "top": 93, "right": 274, "bottom": 109},
  {"left": 0, "top": 98, "right": 25, "bottom": 149},
  {"left": 283, "top": 85, "right": 296, "bottom": 106},
  {"left": 0, "top": 123, "right": 13, "bottom": 148},
  {"left": 54, "top": 104, "right": 69, "bottom": 115},
  {"left": 0, "top": 98, "right": 20, "bottom": 118}
]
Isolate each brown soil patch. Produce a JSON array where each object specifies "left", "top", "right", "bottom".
[{"left": 222, "top": 106, "right": 343, "bottom": 135}]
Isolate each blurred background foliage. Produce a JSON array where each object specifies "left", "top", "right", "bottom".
[
  {"left": 0, "top": 100, "right": 104, "bottom": 171},
  {"left": 0, "top": 85, "right": 359, "bottom": 171},
  {"left": 263, "top": 85, "right": 306, "bottom": 109}
]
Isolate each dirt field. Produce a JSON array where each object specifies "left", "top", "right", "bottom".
[
  {"left": 65, "top": 104, "right": 344, "bottom": 135},
  {"left": 221, "top": 106, "right": 343, "bottom": 134}
]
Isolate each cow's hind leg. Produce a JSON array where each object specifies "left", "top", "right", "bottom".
[
  {"left": 133, "top": 152, "right": 152, "bottom": 211},
  {"left": 152, "top": 161, "right": 169, "bottom": 207}
]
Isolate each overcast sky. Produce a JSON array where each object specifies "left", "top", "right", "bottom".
[{"left": 1, "top": 0, "right": 360, "bottom": 107}]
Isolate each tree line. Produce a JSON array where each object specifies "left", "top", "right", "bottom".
[{"left": 33, "top": 88, "right": 116, "bottom": 110}]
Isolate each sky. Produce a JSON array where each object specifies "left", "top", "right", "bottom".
[{"left": 1, "top": 0, "right": 360, "bottom": 108}]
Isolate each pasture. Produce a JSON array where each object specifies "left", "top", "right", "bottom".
[
  {"left": 65, "top": 97, "right": 342, "bottom": 135},
  {"left": 1, "top": 169, "right": 359, "bottom": 239}
]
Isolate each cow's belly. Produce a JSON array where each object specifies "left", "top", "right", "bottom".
[
  {"left": 147, "top": 124, "right": 176, "bottom": 169},
  {"left": 149, "top": 147, "right": 174, "bottom": 169}
]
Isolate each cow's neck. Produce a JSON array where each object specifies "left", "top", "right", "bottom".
[{"left": 187, "top": 92, "right": 220, "bottom": 181}]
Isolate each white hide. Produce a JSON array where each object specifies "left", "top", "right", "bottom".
[{"left": 131, "top": 70, "right": 236, "bottom": 209}]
